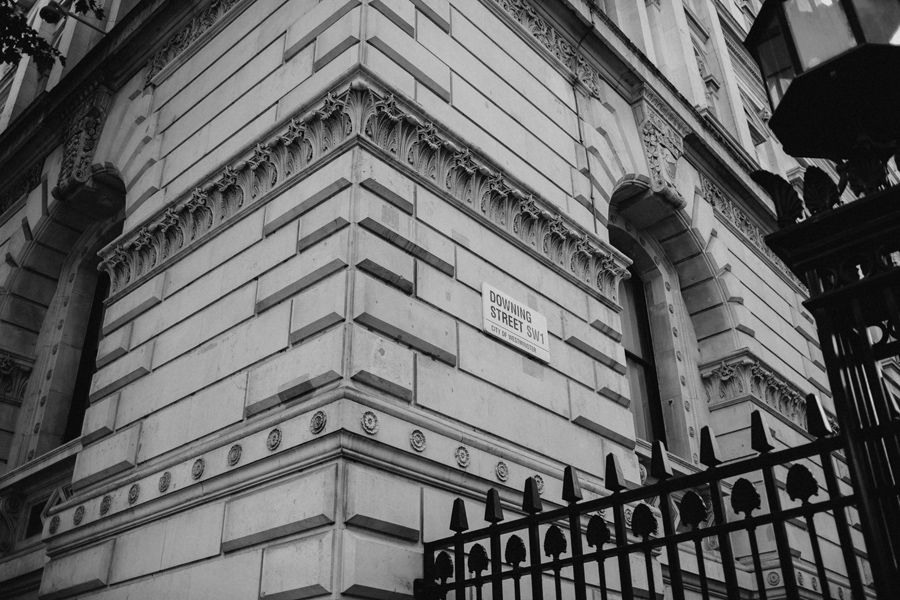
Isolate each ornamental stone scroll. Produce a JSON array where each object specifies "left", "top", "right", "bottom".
[{"left": 634, "top": 87, "right": 690, "bottom": 208}]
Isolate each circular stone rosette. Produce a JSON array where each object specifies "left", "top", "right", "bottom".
[
  {"left": 73, "top": 506, "right": 85, "bottom": 526},
  {"left": 192, "top": 458, "right": 205, "bottom": 480},
  {"left": 534, "top": 474, "right": 545, "bottom": 495},
  {"left": 409, "top": 429, "right": 426, "bottom": 452},
  {"left": 309, "top": 411, "right": 327, "bottom": 434},
  {"left": 767, "top": 572, "right": 781, "bottom": 586},
  {"left": 454, "top": 446, "right": 470, "bottom": 468},
  {"left": 266, "top": 428, "right": 282, "bottom": 451},
  {"left": 361, "top": 411, "right": 379, "bottom": 435},
  {"left": 227, "top": 445, "right": 242, "bottom": 467},
  {"left": 128, "top": 484, "right": 140, "bottom": 505},
  {"left": 99, "top": 495, "right": 111, "bottom": 515},
  {"left": 158, "top": 471, "right": 171, "bottom": 493},
  {"left": 495, "top": 461, "right": 509, "bottom": 482},
  {"left": 48, "top": 515, "right": 60, "bottom": 534}
]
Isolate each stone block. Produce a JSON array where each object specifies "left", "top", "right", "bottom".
[
  {"left": 245, "top": 326, "right": 344, "bottom": 415},
  {"left": 673, "top": 253, "right": 714, "bottom": 289},
  {"left": 297, "top": 187, "right": 352, "bottom": 251},
  {"left": 683, "top": 279, "right": 724, "bottom": 315},
  {"left": 89, "top": 341, "right": 154, "bottom": 402},
  {"left": 345, "top": 464, "right": 420, "bottom": 539},
  {"left": 596, "top": 362, "right": 630, "bottom": 407},
  {"left": 256, "top": 228, "right": 349, "bottom": 312},
  {"left": 366, "top": 8, "right": 451, "bottom": 101},
  {"left": 160, "top": 503, "right": 225, "bottom": 570},
  {"left": 264, "top": 151, "right": 353, "bottom": 236},
  {"left": 350, "top": 325, "right": 415, "bottom": 401},
  {"left": 314, "top": 7, "right": 361, "bottom": 71},
  {"left": 358, "top": 149, "right": 414, "bottom": 214},
  {"left": 415, "top": 262, "right": 481, "bottom": 328},
  {"left": 72, "top": 424, "right": 141, "bottom": 490},
  {"left": 284, "top": 0, "right": 361, "bottom": 60},
  {"left": 587, "top": 298, "right": 622, "bottom": 342},
  {"left": 371, "top": 0, "right": 415, "bottom": 36},
  {"left": 364, "top": 45, "right": 416, "bottom": 98},
  {"left": 353, "top": 273, "right": 457, "bottom": 365},
  {"left": 222, "top": 466, "right": 337, "bottom": 552},
  {"left": 562, "top": 313, "right": 626, "bottom": 374},
  {"left": 341, "top": 530, "right": 420, "bottom": 600},
  {"left": 115, "top": 304, "right": 290, "bottom": 427},
  {"left": 413, "top": 0, "right": 450, "bottom": 31},
  {"left": 458, "top": 325, "right": 569, "bottom": 417},
  {"left": 356, "top": 229, "right": 414, "bottom": 293},
  {"left": 290, "top": 271, "right": 347, "bottom": 344},
  {"left": 96, "top": 322, "right": 132, "bottom": 369},
  {"left": 569, "top": 381, "right": 636, "bottom": 449},
  {"left": 261, "top": 531, "right": 333, "bottom": 600},
  {"left": 80, "top": 393, "right": 118, "bottom": 444},
  {"left": 102, "top": 273, "right": 165, "bottom": 335},
  {"left": 358, "top": 189, "right": 453, "bottom": 275},
  {"left": 39, "top": 540, "right": 114, "bottom": 600}
]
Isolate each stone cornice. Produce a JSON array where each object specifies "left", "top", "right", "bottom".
[
  {"left": 699, "top": 173, "right": 807, "bottom": 294},
  {"left": 700, "top": 350, "right": 808, "bottom": 430},
  {"left": 99, "top": 76, "right": 630, "bottom": 306},
  {"left": 490, "top": 0, "right": 602, "bottom": 98}
]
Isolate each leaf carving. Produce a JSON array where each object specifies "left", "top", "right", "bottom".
[
  {"left": 504, "top": 534, "right": 526, "bottom": 566},
  {"left": 543, "top": 524, "right": 567, "bottom": 559},
  {"left": 751, "top": 170, "right": 803, "bottom": 228},
  {"left": 730, "top": 478, "right": 762, "bottom": 517},
  {"left": 468, "top": 543, "right": 489, "bottom": 575},
  {"left": 586, "top": 515, "right": 610, "bottom": 548},
  {"left": 679, "top": 491, "right": 708, "bottom": 529},
  {"left": 435, "top": 551, "right": 453, "bottom": 582},
  {"left": 631, "top": 503, "right": 658, "bottom": 539},
  {"left": 803, "top": 166, "right": 840, "bottom": 215},
  {"left": 786, "top": 464, "right": 819, "bottom": 504}
]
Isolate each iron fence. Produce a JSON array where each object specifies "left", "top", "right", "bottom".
[{"left": 415, "top": 397, "right": 889, "bottom": 600}]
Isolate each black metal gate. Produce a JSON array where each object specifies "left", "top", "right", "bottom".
[{"left": 415, "top": 398, "right": 888, "bottom": 600}]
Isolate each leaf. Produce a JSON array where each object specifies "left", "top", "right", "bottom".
[
  {"left": 679, "top": 491, "right": 708, "bottom": 529},
  {"left": 751, "top": 170, "right": 803, "bottom": 228},
  {"left": 803, "top": 166, "right": 840, "bottom": 215},
  {"left": 786, "top": 464, "right": 819, "bottom": 504},
  {"left": 730, "top": 478, "right": 762, "bottom": 516},
  {"left": 586, "top": 515, "right": 610, "bottom": 548},
  {"left": 467, "top": 543, "right": 489, "bottom": 575},
  {"left": 435, "top": 551, "right": 453, "bottom": 582},
  {"left": 543, "top": 524, "right": 567, "bottom": 559},
  {"left": 504, "top": 534, "right": 526, "bottom": 566},
  {"left": 631, "top": 503, "right": 658, "bottom": 539}
]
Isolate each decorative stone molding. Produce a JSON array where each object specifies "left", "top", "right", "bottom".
[
  {"left": 0, "top": 352, "right": 33, "bottom": 406},
  {"left": 54, "top": 88, "right": 112, "bottom": 201},
  {"left": 0, "top": 494, "right": 23, "bottom": 554},
  {"left": 701, "top": 353, "right": 808, "bottom": 429},
  {"left": 699, "top": 173, "right": 807, "bottom": 292},
  {"left": 0, "top": 160, "right": 43, "bottom": 217},
  {"left": 100, "top": 80, "right": 630, "bottom": 304},
  {"left": 724, "top": 33, "right": 762, "bottom": 82},
  {"left": 491, "top": 0, "right": 601, "bottom": 97},
  {"left": 144, "top": 0, "right": 241, "bottom": 85},
  {"left": 636, "top": 87, "right": 690, "bottom": 207}
]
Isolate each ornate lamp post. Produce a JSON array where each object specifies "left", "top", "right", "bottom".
[{"left": 745, "top": 2, "right": 900, "bottom": 596}]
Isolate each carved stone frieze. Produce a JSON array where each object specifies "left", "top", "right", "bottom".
[
  {"left": 100, "top": 80, "right": 630, "bottom": 304},
  {"left": 0, "top": 494, "right": 24, "bottom": 554},
  {"left": 0, "top": 352, "right": 33, "bottom": 405},
  {"left": 701, "top": 354, "right": 808, "bottom": 429},
  {"left": 144, "top": 0, "right": 241, "bottom": 85},
  {"left": 55, "top": 88, "right": 112, "bottom": 200},
  {"left": 491, "top": 0, "right": 601, "bottom": 97},
  {"left": 0, "top": 160, "right": 43, "bottom": 217},
  {"left": 699, "top": 173, "right": 807, "bottom": 292},
  {"left": 637, "top": 88, "right": 689, "bottom": 205}
]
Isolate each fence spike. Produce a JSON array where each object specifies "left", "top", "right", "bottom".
[
  {"left": 450, "top": 497, "right": 469, "bottom": 533},
  {"left": 750, "top": 409, "right": 776, "bottom": 453},
  {"left": 650, "top": 440, "right": 673, "bottom": 479},
  {"left": 562, "top": 465, "right": 583, "bottom": 503},
  {"left": 805, "top": 393, "right": 834, "bottom": 438},
  {"left": 700, "top": 426, "right": 722, "bottom": 467},
  {"left": 604, "top": 453, "right": 626, "bottom": 492},
  {"left": 484, "top": 487, "right": 504, "bottom": 523},
  {"left": 522, "top": 477, "right": 543, "bottom": 514}
]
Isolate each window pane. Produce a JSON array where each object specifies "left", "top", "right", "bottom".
[
  {"left": 757, "top": 15, "right": 796, "bottom": 109},
  {"left": 852, "top": 0, "right": 900, "bottom": 44},
  {"left": 785, "top": 0, "right": 857, "bottom": 70},
  {"left": 627, "top": 356, "right": 652, "bottom": 441}
]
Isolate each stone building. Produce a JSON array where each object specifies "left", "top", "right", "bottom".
[{"left": 0, "top": 0, "right": 864, "bottom": 598}]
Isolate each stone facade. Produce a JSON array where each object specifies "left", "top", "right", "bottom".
[{"left": 0, "top": 0, "right": 862, "bottom": 599}]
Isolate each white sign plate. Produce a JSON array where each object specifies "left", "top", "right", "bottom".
[{"left": 482, "top": 283, "right": 550, "bottom": 362}]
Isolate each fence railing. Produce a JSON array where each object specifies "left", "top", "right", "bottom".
[{"left": 415, "top": 397, "right": 884, "bottom": 600}]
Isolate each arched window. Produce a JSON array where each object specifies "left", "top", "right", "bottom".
[{"left": 620, "top": 266, "right": 666, "bottom": 445}]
